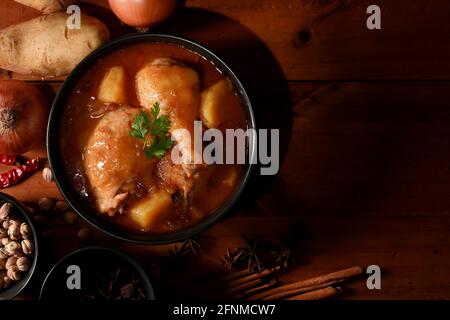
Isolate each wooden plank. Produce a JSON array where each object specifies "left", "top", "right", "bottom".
[
  {"left": 248, "top": 82, "right": 450, "bottom": 218},
  {"left": 27, "top": 216, "right": 449, "bottom": 300},
  {"left": 2, "top": 0, "right": 450, "bottom": 80}
]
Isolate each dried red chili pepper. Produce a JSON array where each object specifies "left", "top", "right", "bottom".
[
  {"left": 0, "top": 154, "right": 19, "bottom": 166},
  {"left": 0, "top": 158, "right": 39, "bottom": 188}
]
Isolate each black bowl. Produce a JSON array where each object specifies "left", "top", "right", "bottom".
[
  {"left": 47, "top": 33, "right": 256, "bottom": 244},
  {"left": 39, "top": 246, "right": 155, "bottom": 300},
  {"left": 0, "top": 192, "right": 39, "bottom": 300}
]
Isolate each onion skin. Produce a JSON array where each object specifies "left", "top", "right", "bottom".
[
  {"left": 0, "top": 80, "right": 48, "bottom": 155},
  {"left": 108, "top": 0, "right": 177, "bottom": 28}
]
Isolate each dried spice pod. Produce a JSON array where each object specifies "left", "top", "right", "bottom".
[{"left": 0, "top": 202, "right": 12, "bottom": 221}]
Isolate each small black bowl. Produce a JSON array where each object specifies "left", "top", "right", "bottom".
[
  {"left": 0, "top": 192, "right": 39, "bottom": 300},
  {"left": 39, "top": 246, "right": 155, "bottom": 300},
  {"left": 47, "top": 33, "right": 257, "bottom": 244}
]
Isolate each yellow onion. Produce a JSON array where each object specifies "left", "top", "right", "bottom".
[
  {"left": 0, "top": 80, "right": 48, "bottom": 155},
  {"left": 108, "top": 0, "right": 177, "bottom": 28}
]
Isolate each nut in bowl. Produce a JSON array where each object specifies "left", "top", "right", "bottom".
[
  {"left": 48, "top": 34, "right": 256, "bottom": 244},
  {"left": 0, "top": 193, "right": 38, "bottom": 300}
]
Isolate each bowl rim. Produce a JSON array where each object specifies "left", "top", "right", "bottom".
[
  {"left": 0, "top": 192, "right": 39, "bottom": 300},
  {"left": 47, "top": 32, "right": 257, "bottom": 244},
  {"left": 39, "top": 246, "right": 155, "bottom": 300}
]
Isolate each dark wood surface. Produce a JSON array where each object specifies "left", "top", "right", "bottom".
[{"left": 0, "top": 0, "right": 449, "bottom": 300}]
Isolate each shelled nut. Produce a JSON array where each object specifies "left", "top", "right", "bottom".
[
  {"left": 42, "top": 168, "right": 53, "bottom": 183},
  {"left": 20, "top": 223, "right": 30, "bottom": 239},
  {"left": 5, "top": 256, "right": 17, "bottom": 270},
  {"left": 7, "top": 265, "right": 21, "bottom": 281},
  {"left": 16, "top": 256, "right": 30, "bottom": 272},
  {"left": 21, "top": 239, "right": 33, "bottom": 255},
  {"left": 7, "top": 224, "right": 20, "bottom": 240},
  {"left": 5, "top": 241, "right": 21, "bottom": 256},
  {"left": 0, "top": 203, "right": 12, "bottom": 221}
]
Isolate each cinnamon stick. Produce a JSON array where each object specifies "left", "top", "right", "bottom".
[
  {"left": 247, "top": 266, "right": 362, "bottom": 300},
  {"left": 287, "top": 286, "right": 338, "bottom": 300},
  {"left": 262, "top": 280, "right": 344, "bottom": 300}
]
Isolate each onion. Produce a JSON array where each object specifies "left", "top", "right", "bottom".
[
  {"left": 0, "top": 80, "right": 48, "bottom": 155},
  {"left": 108, "top": 0, "right": 177, "bottom": 28}
]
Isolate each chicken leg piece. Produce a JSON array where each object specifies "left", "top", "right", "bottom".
[
  {"left": 83, "top": 106, "right": 157, "bottom": 216},
  {"left": 135, "top": 58, "right": 202, "bottom": 177}
]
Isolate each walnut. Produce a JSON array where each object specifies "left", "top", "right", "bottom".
[
  {"left": 2, "top": 275, "right": 12, "bottom": 289},
  {"left": 38, "top": 197, "right": 55, "bottom": 211},
  {"left": 7, "top": 265, "right": 21, "bottom": 281},
  {"left": 42, "top": 168, "right": 53, "bottom": 183},
  {"left": 16, "top": 256, "right": 30, "bottom": 272},
  {"left": 0, "top": 247, "right": 9, "bottom": 259},
  {"left": 0, "top": 203, "right": 13, "bottom": 221},
  {"left": 0, "top": 228, "right": 7, "bottom": 238},
  {"left": 7, "top": 224, "right": 20, "bottom": 240},
  {"left": 54, "top": 201, "right": 69, "bottom": 213},
  {"left": 2, "top": 220, "right": 10, "bottom": 229},
  {"left": 21, "top": 239, "right": 34, "bottom": 255},
  {"left": 20, "top": 223, "right": 31, "bottom": 239},
  {"left": 5, "top": 256, "right": 17, "bottom": 270},
  {"left": 0, "top": 259, "right": 5, "bottom": 270},
  {"left": 5, "top": 241, "right": 21, "bottom": 256},
  {"left": 1, "top": 238, "right": 10, "bottom": 246}
]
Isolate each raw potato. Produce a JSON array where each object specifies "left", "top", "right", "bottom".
[
  {"left": 0, "top": 13, "right": 109, "bottom": 78},
  {"left": 200, "top": 78, "right": 233, "bottom": 128},
  {"left": 14, "top": 0, "right": 77, "bottom": 14},
  {"left": 128, "top": 191, "right": 173, "bottom": 229},
  {"left": 98, "top": 66, "right": 127, "bottom": 104}
]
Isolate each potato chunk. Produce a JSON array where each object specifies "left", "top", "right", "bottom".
[
  {"left": 98, "top": 66, "right": 127, "bottom": 104},
  {"left": 128, "top": 191, "right": 173, "bottom": 229},
  {"left": 200, "top": 78, "right": 233, "bottom": 128}
]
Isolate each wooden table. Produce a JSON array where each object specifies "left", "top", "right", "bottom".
[{"left": 1, "top": 0, "right": 450, "bottom": 300}]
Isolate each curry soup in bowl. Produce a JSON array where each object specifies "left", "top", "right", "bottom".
[{"left": 48, "top": 34, "right": 255, "bottom": 243}]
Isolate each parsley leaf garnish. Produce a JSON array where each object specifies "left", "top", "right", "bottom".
[{"left": 130, "top": 102, "right": 173, "bottom": 159}]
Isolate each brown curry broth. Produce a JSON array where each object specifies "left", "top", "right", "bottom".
[{"left": 60, "top": 43, "right": 247, "bottom": 234}]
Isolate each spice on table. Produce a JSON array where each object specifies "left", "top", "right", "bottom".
[
  {"left": 54, "top": 200, "right": 69, "bottom": 213},
  {"left": 63, "top": 211, "right": 78, "bottom": 225},
  {"left": 38, "top": 197, "right": 55, "bottom": 211},
  {"left": 42, "top": 167, "right": 53, "bottom": 183},
  {"left": 77, "top": 227, "right": 92, "bottom": 241},
  {"left": 0, "top": 158, "right": 39, "bottom": 188}
]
